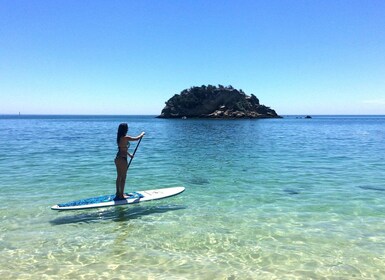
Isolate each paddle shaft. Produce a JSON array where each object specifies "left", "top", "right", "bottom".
[{"left": 127, "top": 136, "right": 143, "bottom": 170}]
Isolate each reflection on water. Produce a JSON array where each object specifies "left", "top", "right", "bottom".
[{"left": 50, "top": 205, "right": 186, "bottom": 225}]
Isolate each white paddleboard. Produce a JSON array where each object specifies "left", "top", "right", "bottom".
[{"left": 51, "top": 186, "right": 185, "bottom": 211}]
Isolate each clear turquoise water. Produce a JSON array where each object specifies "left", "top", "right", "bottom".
[{"left": 1, "top": 115, "right": 384, "bottom": 279}]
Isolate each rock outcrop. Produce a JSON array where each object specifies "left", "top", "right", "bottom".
[{"left": 157, "top": 85, "right": 281, "bottom": 119}]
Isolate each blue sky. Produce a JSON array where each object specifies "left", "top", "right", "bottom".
[{"left": 1, "top": 0, "right": 385, "bottom": 115}]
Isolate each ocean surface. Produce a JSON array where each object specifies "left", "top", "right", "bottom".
[{"left": 0, "top": 115, "right": 384, "bottom": 279}]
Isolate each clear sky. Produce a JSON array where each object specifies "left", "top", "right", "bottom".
[{"left": 1, "top": 0, "right": 385, "bottom": 115}]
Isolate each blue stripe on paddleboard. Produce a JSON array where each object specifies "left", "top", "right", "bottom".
[{"left": 57, "top": 192, "right": 144, "bottom": 207}]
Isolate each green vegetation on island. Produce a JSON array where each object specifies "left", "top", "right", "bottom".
[{"left": 157, "top": 85, "right": 281, "bottom": 119}]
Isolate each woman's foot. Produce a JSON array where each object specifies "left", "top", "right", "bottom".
[
  {"left": 114, "top": 193, "right": 125, "bottom": 200},
  {"left": 114, "top": 193, "right": 131, "bottom": 200}
]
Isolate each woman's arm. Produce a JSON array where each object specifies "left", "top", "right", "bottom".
[{"left": 125, "top": 132, "right": 145, "bottom": 141}]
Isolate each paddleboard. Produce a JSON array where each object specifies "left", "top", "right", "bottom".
[{"left": 51, "top": 186, "right": 185, "bottom": 211}]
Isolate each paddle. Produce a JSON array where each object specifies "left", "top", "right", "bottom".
[{"left": 127, "top": 136, "right": 143, "bottom": 170}]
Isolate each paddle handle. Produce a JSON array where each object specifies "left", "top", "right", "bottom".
[{"left": 127, "top": 136, "right": 143, "bottom": 170}]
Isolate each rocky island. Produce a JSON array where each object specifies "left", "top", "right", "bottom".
[{"left": 157, "top": 85, "right": 281, "bottom": 119}]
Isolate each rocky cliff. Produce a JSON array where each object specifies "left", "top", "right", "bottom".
[{"left": 157, "top": 85, "right": 281, "bottom": 119}]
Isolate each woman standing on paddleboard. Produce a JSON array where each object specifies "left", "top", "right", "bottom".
[{"left": 115, "top": 123, "right": 145, "bottom": 200}]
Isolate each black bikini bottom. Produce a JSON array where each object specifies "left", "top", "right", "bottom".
[{"left": 115, "top": 156, "right": 127, "bottom": 161}]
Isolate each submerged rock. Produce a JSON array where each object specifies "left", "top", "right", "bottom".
[
  {"left": 358, "top": 185, "right": 385, "bottom": 192},
  {"left": 157, "top": 85, "right": 281, "bottom": 119}
]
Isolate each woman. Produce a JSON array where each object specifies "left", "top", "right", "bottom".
[{"left": 115, "top": 123, "right": 145, "bottom": 200}]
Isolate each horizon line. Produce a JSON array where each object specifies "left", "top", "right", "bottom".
[{"left": 1, "top": 113, "right": 385, "bottom": 117}]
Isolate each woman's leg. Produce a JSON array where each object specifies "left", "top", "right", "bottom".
[{"left": 115, "top": 158, "right": 128, "bottom": 199}]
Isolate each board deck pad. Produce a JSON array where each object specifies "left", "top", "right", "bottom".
[{"left": 51, "top": 186, "right": 185, "bottom": 211}]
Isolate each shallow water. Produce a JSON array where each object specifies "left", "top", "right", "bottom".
[{"left": 1, "top": 115, "right": 385, "bottom": 279}]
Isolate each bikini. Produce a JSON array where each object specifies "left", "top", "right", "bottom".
[{"left": 116, "top": 142, "right": 130, "bottom": 161}]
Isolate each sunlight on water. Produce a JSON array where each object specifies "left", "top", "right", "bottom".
[{"left": 1, "top": 115, "right": 385, "bottom": 279}]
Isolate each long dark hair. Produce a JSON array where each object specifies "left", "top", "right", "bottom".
[{"left": 116, "top": 123, "right": 128, "bottom": 145}]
